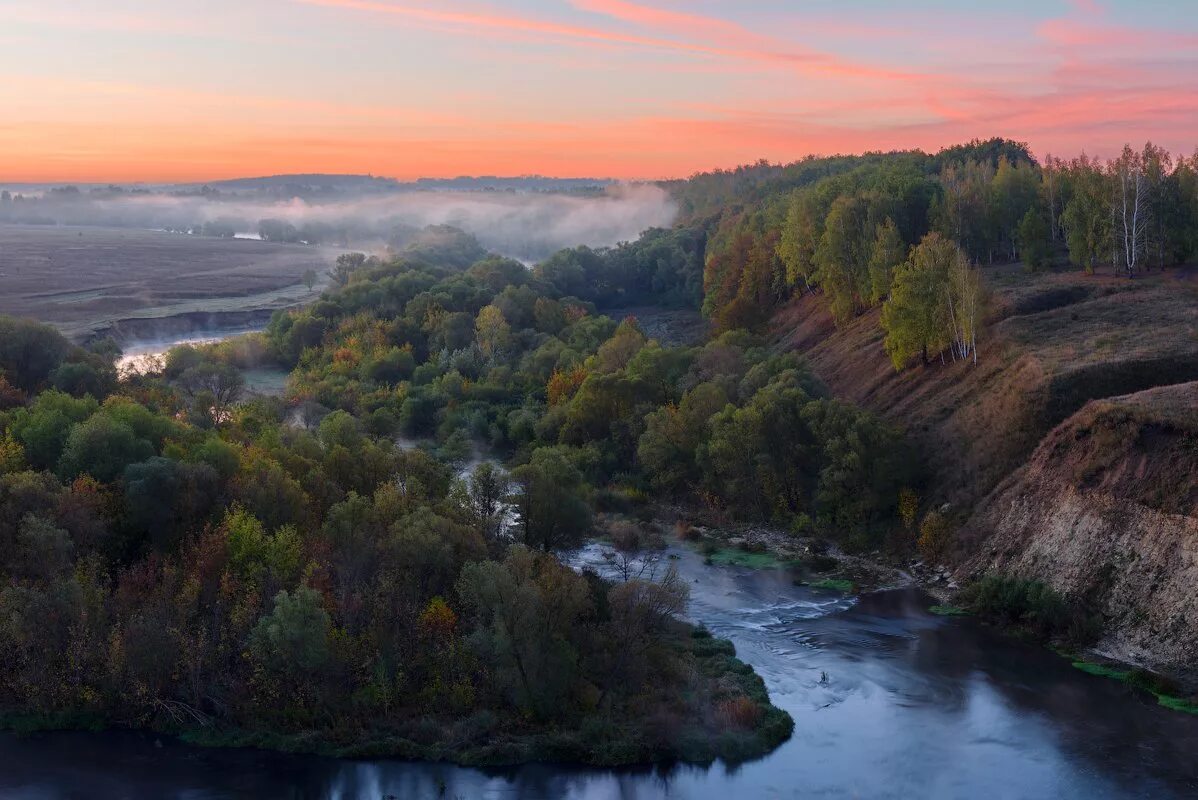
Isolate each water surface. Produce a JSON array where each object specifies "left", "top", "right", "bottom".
[{"left": 2, "top": 544, "right": 1195, "bottom": 799}]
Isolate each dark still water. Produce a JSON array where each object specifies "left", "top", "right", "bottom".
[{"left": 2, "top": 544, "right": 1196, "bottom": 800}]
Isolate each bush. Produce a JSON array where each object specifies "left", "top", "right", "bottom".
[
  {"left": 961, "top": 574, "right": 1100, "bottom": 645},
  {"left": 917, "top": 511, "right": 954, "bottom": 563},
  {"left": 716, "top": 696, "right": 763, "bottom": 730}
]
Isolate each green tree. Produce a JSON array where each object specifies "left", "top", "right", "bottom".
[
  {"left": 249, "top": 587, "right": 333, "bottom": 710},
  {"left": 123, "top": 457, "right": 220, "bottom": 551},
  {"left": 178, "top": 362, "right": 245, "bottom": 426},
  {"left": 778, "top": 192, "right": 824, "bottom": 290},
  {"left": 57, "top": 413, "right": 154, "bottom": 483},
  {"left": 813, "top": 194, "right": 871, "bottom": 324},
  {"left": 637, "top": 382, "right": 728, "bottom": 495},
  {"left": 700, "top": 375, "right": 816, "bottom": 521},
  {"left": 989, "top": 158, "right": 1041, "bottom": 261},
  {"left": 457, "top": 546, "right": 591, "bottom": 717},
  {"left": 1061, "top": 155, "right": 1112, "bottom": 273},
  {"left": 467, "top": 461, "right": 510, "bottom": 540},
  {"left": 301, "top": 268, "right": 318, "bottom": 292},
  {"left": 1017, "top": 207, "right": 1052, "bottom": 271},
  {"left": 867, "top": 217, "right": 907, "bottom": 304},
  {"left": 510, "top": 449, "right": 591, "bottom": 552},
  {"left": 801, "top": 400, "right": 915, "bottom": 539},
  {"left": 8, "top": 391, "right": 98, "bottom": 470},
  {"left": 329, "top": 252, "right": 367, "bottom": 286},
  {"left": 0, "top": 316, "right": 72, "bottom": 392},
  {"left": 881, "top": 234, "right": 956, "bottom": 369}
]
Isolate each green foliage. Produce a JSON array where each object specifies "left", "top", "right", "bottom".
[
  {"left": 813, "top": 194, "right": 873, "bottom": 324},
  {"left": 961, "top": 574, "right": 1100, "bottom": 646},
  {"left": 808, "top": 578, "right": 855, "bottom": 593},
  {"left": 225, "top": 507, "right": 302, "bottom": 586},
  {"left": 1017, "top": 206, "right": 1052, "bottom": 271},
  {"left": 704, "top": 548, "right": 792, "bottom": 569},
  {"left": 57, "top": 413, "right": 155, "bottom": 483},
  {"left": 8, "top": 390, "right": 98, "bottom": 470},
  {"left": 696, "top": 369, "right": 913, "bottom": 546},
  {"left": 1061, "top": 155, "right": 1113, "bottom": 273},
  {"left": 510, "top": 448, "right": 592, "bottom": 552},
  {"left": 881, "top": 233, "right": 981, "bottom": 370},
  {"left": 0, "top": 316, "right": 74, "bottom": 393},
  {"left": 250, "top": 586, "right": 332, "bottom": 686},
  {"left": 1071, "top": 661, "right": 1198, "bottom": 715},
  {"left": 867, "top": 218, "right": 906, "bottom": 304},
  {"left": 457, "top": 546, "right": 591, "bottom": 718},
  {"left": 928, "top": 604, "right": 971, "bottom": 617}
]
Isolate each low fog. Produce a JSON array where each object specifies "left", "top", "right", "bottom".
[{"left": 0, "top": 182, "right": 678, "bottom": 263}]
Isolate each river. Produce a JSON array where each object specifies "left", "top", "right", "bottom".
[
  {"left": 114, "top": 327, "right": 289, "bottom": 396},
  {"left": 115, "top": 327, "right": 267, "bottom": 374},
  {"left": 2, "top": 542, "right": 1195, "bottom": 799}
]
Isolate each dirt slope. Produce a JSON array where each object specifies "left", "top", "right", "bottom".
[
  {"left": 772, "top": 265, "right": 1198, "bottom": 677},
  {"left": 773, "top": 265, "right": 1198, "bottom": 509},
  {"left": 964, "top": 383, "right": 1198, "bottom": 678}
]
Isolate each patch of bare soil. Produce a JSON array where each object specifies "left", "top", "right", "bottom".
[{"left": 0, "top": 224, "right": 335, "bottom": 338}]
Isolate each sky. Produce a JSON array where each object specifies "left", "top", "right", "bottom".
[{"left": 1, "top": 0, "right": 1196, "bottom": 182}]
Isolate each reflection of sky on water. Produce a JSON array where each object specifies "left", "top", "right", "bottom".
[{"left": 3, "top": 542, "right": 1197, "bottom": 798}]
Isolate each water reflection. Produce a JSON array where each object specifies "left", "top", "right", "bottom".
[
  {"left": 115, "top": 327, "right": 266, "bottom": 374},
  {"left": 2, "top": 545, "right": 1196, "bottom": 799}
]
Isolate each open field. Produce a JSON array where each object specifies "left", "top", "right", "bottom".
[{"left": 0, "top": 224, "right": 337, "bottom": 339}]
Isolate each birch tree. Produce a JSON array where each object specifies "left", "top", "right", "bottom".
[
  {"left": 882, "top": 233, "right": 983, "bottom": 370},
  {"left": 1110, "top": 145, "right": 1151, "bottom": 277},
  {"left": 946, "top": 249, "right": 982, "bottom": 365},
  {"left": 1043, "top": 154, "right": 1061, "bottom": 241}
]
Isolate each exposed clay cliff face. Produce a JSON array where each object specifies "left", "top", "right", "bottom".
[
  {"left": 771, "top": 266, "right": 1198, "bottom": 678},
  {"left": 964, "top": 382, "right": 1198, "bottom": 679}
]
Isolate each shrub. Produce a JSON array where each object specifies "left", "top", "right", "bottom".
[
  {"left": 917, "top": 511, "right": 954, "bottom": 563},
  {"left": 716, "top": 696, "right": 763, "bottom": 730},
  {"left": 961, "top": 574, "right": 1100, "bottom": 645}
]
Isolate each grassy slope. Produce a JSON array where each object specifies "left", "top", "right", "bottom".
[{"left": 772, "top": 264, "right": 1198, "bottom": 513}]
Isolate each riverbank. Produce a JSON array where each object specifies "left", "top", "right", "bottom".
[
  {"left": 645, "top": 506, "right": 933, "bottom": 595},
  {"left": 658, "top": 506, "right": 1198, "bottom": 711},
  {"left": 6, "top": 552, "right": 1198, "bottom": 798},
  {"left": 0, "top": 624, "right": 791, "bottom": 770}
]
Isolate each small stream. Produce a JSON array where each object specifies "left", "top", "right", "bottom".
[
  {"left": 2, "top": 543, "right": 1196, "bottom": 799},
  {"left": 114, "top": 327, "right": 288, "bottom": 396},
  {"left": 115, "top": 327, "right": 266, "bottom": 374}
]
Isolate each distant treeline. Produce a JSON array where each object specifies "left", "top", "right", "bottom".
[{"left": 644, "top": 138, "right": 1198, "bottom": 367}]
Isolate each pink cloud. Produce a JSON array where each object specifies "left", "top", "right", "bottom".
[
  {"left": 1038, "top": 18, "right": 1198, "bottom": 49},
  {"left": 299, "top": 0, "right": 930, "bottom": 84}
]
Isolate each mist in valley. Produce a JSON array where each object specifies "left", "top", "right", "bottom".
[{"left": 0, "top": 181, "right": 678, "bottom": 263}]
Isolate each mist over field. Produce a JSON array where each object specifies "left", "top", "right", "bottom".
[{"left": 0, "top": 182, "right": 678, "bottom": 263}]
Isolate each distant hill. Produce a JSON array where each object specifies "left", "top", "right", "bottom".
[
  {"left": 194, "top": 174, "right": 402, "bottom": 194},
  {"left": 182, "top": 174, "right": 615, "bottom": 196},
  {"left": 412, "top": 176, "right": 613, "bottom": 192}
]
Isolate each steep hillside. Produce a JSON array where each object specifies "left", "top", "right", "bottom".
[
  {"left": 772, "top": 264, "right": 1198, "bottom": 677},
  {"left": 773, "top": 266, "right": 1198, "bottom": 509},
  {"left": 965, "top": 383, "right": 1198, "bottom": 678}
]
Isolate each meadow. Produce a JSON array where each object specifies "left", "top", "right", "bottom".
[{"left": 0, "top": 225, "right": 333, "bottom": 340}]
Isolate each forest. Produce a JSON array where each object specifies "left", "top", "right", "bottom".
[
  {"left": 2, "top": 136, "right": 1196, "bottom": 765},
  {"left": 671, "top": 139, "right": 1197, "bottom": 365}
]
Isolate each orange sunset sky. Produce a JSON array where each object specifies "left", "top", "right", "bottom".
[{"left": 1, "top": 0, "right": 1196, "bottom": 182}]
